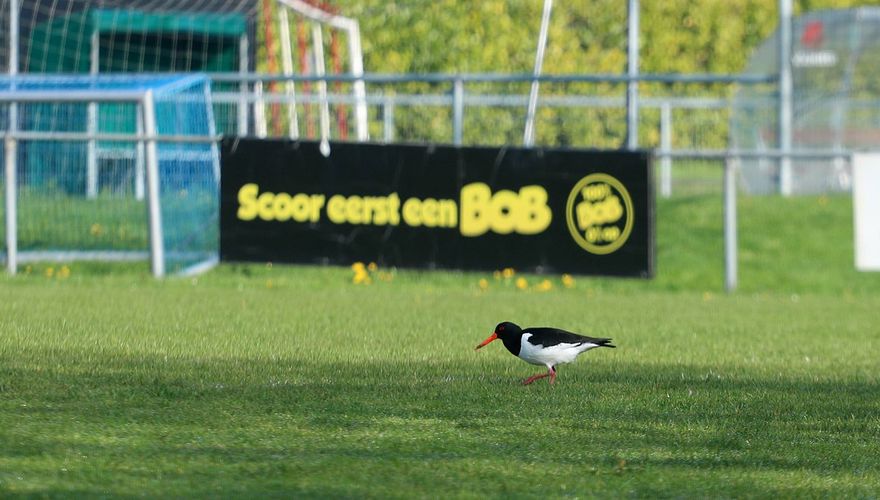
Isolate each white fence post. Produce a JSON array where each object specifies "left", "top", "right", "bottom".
[
  {"left": 660, "top": 102, "right": 672, "bottom": 198},
  {"left": 452, "top": 79, "right": 464, "bottom": 146},
  {"left": 724, "top": 155, "right": 738, "bottom": 292}
]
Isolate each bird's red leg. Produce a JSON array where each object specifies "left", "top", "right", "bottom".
[
  {"left": 522, "top": 372, "right": 549, "bottom": 385},
  {"left": 549, "top": 367, "right": 557, "bottom": 385}
]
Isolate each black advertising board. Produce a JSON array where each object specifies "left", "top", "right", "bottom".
[{"left": 220, "top": 139, "right": 654, "bottom": 277}]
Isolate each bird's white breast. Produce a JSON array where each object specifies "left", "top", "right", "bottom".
[{"left": 518, "top": 333, "right": 599, "bottom": 367}]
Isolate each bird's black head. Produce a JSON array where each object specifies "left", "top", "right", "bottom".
[{"left": 475, "top": 321, "right": 522, "bottom": 350}]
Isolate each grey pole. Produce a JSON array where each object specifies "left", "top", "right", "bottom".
[
  {"left": 723, "top": 156, "right": 738, "bottom": 292},
  {"left": 626, "top": 0, "right": 640, "bottom": 150},
  {"left": 452, "top": 79, "right": 464, "bottom": 146},
  {"left": 523, "top": 0, "right": 553, "bottom": 147},
  {"left": 5, "top": 134, "right": 17, "bottom": 275},
  {"left": 778, "top": 0, "right": 793, "bottom": 195},
  {"left": 383, "top": 96, "right": 395, "bottom": 143},
  {"left": 238, "top": 34, "right": 250, "bottom": 136},
  {"left": 660, "top": 101, "right": 672, "bottom": 197}
]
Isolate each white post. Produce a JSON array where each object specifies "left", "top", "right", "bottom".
[
  {"left": 279, "top": 7, "right": 300, "bottom": 139},
  {"left": 524, "top": 0, "right": 552, "bottom": 147},
  {"left": 312, "top": 23, "right": 331, "bottom": 151},
  {"left": 9, "top": 0, "right": 18, "bottom": 77},
  {"left": 660, "top": 101, "right": 672, "bottom": 197},
  {"left": 724, "top": 156, "right": 738, "bottom": 292},
  {"left": 853, "top": 154, "right": 880, "bottom": 271},
  {"left": 203, "top": 80, "right": 221, "bottom": 185},
  {"left": 5, "top": 134, "right": 17, "bottom": 275},
  {"left": 347, "top": 21, "right": 369, "bottom": 141},
  {"left": 778, "top": 0, "right": 793, "bottom": 196},
  {"left": 254, "top": 80, "right": 267, "bottom": 138},
  {"left": 142, "top": 91, "right": 165, "bottom": 278},
  {"left": 238, "top": 34, "right": 250, "bottom": 136},
  {"left": 383, "top": 96, "right": 394, "bottom": 143},
  {"left": 452, "top": 79, "right": 464, "bottom": 146},
  {"left": 626, "top": 0, "right": 640, "bottom": 150},
  {"left": 135, "top": 104, "right": 145, "bottom": 200},
  {"left": 87, "top": 28, "right": 99, "bottom": 199},
  {"left": 7, "top": 0, "right": 18, "bottom": 273}
]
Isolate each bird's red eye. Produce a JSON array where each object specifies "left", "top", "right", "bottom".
[{"left": 499, "top": 325, "right": 505, "bottom": 331}]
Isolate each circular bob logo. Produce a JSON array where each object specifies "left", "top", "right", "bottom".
[{"left": 565, "top": 173, "right": 634, "bottom": 255}]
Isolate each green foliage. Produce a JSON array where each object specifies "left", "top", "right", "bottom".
[
  {"left": 275, "top": 0, "right": 880, "bottom": 147},
  {"left": 335, "top": 0, "right": 880, "bottom": 75}
]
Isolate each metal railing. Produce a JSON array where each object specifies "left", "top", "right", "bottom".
[
  {"left": 206, "top": 72, "right": 775, "bottom": 151},
  {"left": 2, "top": 72, "right": 864, "bottom": 293}
]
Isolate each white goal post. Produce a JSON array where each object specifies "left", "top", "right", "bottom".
[
  {"left": 276, "top": 0, "right": 369, "bottom": 142},
  {"left": 2, "top": 75, "right": 221, "bottom": 278},
  {"left": 2, "top": 89, "right": 165, "bottom": 275}
]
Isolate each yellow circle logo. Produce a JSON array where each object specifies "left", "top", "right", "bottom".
[{"left": 565, "top": 173, "right": 634, "bottom": 255}]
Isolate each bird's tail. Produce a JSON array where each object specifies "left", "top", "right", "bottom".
[{"left": 597, "top": 338, "right": 616, "bottom": 348}]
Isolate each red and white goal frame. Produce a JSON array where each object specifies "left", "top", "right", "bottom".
[{"left": 257, "top": 0, "right": 368, "bottom": 144}]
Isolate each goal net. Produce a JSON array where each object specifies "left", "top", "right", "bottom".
[
  {"left": 1, "top": 0, "right": 366, "bottom": 140},
  {"left": 1, "top": 1, "right": 367, "bottom": 275},
  {"left": 1, "top": 74, "right": 219, "bottom": 276}
]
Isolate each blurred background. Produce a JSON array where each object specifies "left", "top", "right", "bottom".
[{"left": 2, "top": 0, "right": 880, "bottom": 290}]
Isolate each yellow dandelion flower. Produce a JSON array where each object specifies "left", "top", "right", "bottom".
[
  {"left": 561, "top": 274, "right": 575, "bottom": 288},
  {"left": 478, "top": 278, "right": 489, "bottom": 291},
  {"left": 45, "top": 267, "right": 55, "bottom": 278},
  {"left": 89, "top": 223, "right": 103, "bottom": 237},
  {"left": 367, "top": 262, "right": 378, "bottom": 272},
  {"left": 515, "top": 277, "right": 528, "bottom": 290},
  {"left": 57, "top": 266, "right": 71, "bottom": 279},
  {"left": 534, "top": 279, "right": 553, "bottom": 292},
  {"left": 352, "top": 270, "right": 372, "bottom": 284},
  {"left": 493, "top": 270, "right": 502, "bottom": 280},
  {"left": 351, "top": 262, "right": 365, "bottom": 272},
  {"left": 502, "top": 268, "right": 515, "bottom": 279}
]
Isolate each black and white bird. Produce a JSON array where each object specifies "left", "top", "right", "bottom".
[{"left": 475, "top": 321, "right": 615, "bottom": 385}]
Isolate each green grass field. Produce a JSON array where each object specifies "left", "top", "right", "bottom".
[{"left": 1, "top": 194, "right": 879, "bottom": 498}]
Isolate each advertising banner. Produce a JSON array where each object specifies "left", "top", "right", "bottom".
[{"left": 220, "top": 139, "right": 654, "bottom": 277}]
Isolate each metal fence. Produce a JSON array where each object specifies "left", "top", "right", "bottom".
[
  {"left": 0, "top": 72, "right": 862, "bottom": 292},
  {"left": 205, "top": 72, "right": 783, "bottom": 198}
]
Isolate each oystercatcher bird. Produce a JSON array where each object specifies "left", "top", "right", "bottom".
[{"left": 475, "top": 321, "right": 615, "bottom": 385}]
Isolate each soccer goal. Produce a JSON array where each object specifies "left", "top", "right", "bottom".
[
  {"left": 2, "top": 0, "right": 367, "bottom": 142},
  {"left": 252, "top": 0, "right": 368, "bottom": 144},
  {"left": 1, "top": 74, "right": 219, "bottom": 277}
]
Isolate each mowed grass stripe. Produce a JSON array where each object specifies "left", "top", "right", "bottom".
[{"left": 1, "top": 193, "right": 879, "bottom": 497}]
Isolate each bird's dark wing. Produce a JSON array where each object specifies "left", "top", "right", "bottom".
[{"left": 523, "top": 327, "right": 615, "bottom": 348}]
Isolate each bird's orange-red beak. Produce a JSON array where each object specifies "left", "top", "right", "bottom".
[{"left": 475, "top": 332, "right": 498, "bottom": 350}]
